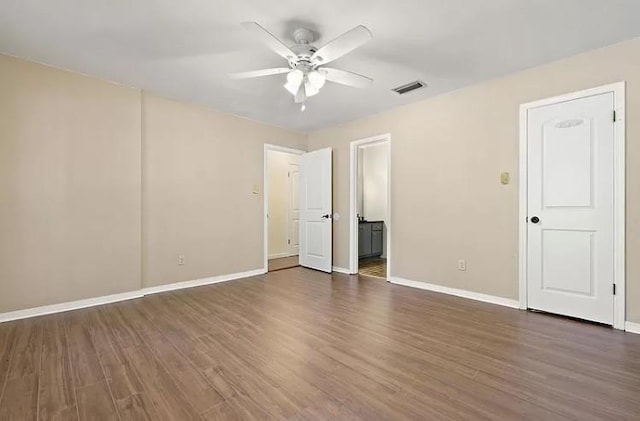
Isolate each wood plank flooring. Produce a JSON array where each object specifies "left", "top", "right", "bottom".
[{"left": 1, "top": 267, "right": 639, "bottom": 420}]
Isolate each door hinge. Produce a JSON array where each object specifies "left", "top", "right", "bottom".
[
  {"left": 288, "top": 239, "right": 291, "bottom": 245},
  {"left": 288, "top": 171, "right": 290, "bottom": 177},
  {"left": 613, "top": 110, "right": 617, "bottom": 122},
  {"left": 613, "top": 283, "right": 616, "bottom": 295}
]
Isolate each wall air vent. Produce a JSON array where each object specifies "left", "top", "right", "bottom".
[{"left": 392, "top": 80, "right": 427, "bottom": 95}]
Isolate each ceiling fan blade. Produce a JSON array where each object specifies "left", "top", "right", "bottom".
[
  {"left": 229, "top": 68, "right": 290, "bottom": 79},
  {"left": 322, "top": 67, "right": 373, "bottom": 88},
  {"left": 241, "top": 22, "right": 296, "bottom": 61},
  {"left": 311, "top": 25, "right": 372, "bottom": 65},
  {"left": 294, "top": 84, "right": 306, "bottom": 103}
]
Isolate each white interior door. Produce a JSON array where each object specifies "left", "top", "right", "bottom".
[
  {"left": 288, "top": 162, "right": 300, "bottom": 256},
  {"left": 299, "top": 148, "right": 332, "bottom": 272},
  {"left": 527, "top": 92, "right": 614, "bottom": 324}
]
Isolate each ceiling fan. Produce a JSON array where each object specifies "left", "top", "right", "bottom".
[{"left": 230, "top": 22, "right": 373, "bottom": 110}]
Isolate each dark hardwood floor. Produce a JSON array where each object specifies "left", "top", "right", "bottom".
[{"left": 1, "top": 267, "right": 639, "bottom": 420}]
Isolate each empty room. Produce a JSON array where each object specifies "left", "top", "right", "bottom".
[{"left": 1, "top": 1, "right": 640, "bottom": 419}]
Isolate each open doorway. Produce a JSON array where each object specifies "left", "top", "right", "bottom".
[
  {"left": 350, "top": 134, "right": 391, "bottom": 279},
  {"left": 264, "top": 145, "right": 305, "bottom": 272}
]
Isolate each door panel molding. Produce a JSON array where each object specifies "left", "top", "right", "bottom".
[
  {"left": 299, "top": 148, "right": 333, "bottom": 272},
  {"left": 519, "top": 82, "right": 626, "bottom": 330}
]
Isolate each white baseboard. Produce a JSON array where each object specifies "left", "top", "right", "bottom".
[
  {"left": 0, "top": 290, "right": 144, "bottom": 323},
  {"left": 268, "top": 252, "right": 293, "bottom": 259},
  {"left": 625, "top": 321, "right": 640, "bottom": 335},
  {"left": 142, "top": 268, "right": 265, "bottom": 296},
  {"left": 0, "top": 268, "right": 266, "bottom": 323},
  {"left": 332, "top": 266, "right": 353, "bottom": 275},
  {"left": 389, "top": 276, "right": 520, "bottom": 309}
]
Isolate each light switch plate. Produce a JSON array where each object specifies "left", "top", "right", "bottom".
[{"left": 500, "top": 172, "right": 510, "bottom": 185}]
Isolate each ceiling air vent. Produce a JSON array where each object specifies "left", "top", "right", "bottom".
[{"left": 392, "top": 80, "right": 427, "bottom": 95}]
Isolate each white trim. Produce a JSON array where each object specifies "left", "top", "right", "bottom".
[
  {"left": 625, "top": 322, "right": 640, "bottom": 335},
  {"left": 142, "top": 268, "right": 265, "bottom": 296},
  {"left": 389, "top": 277, "right": 520, "bottom": 309},
  {"left": 0, "top": 290, "right": 144, "bottom": 323},
  {"left": 349, "top": 133, "right": 391, "bottom": 278},
  {"left": 519, "top": 82, "right": 626, "bottom": 329},
  {"left": 0, "top": 268, "right": 265, "bottom": 323},
  {"left": 263, "top": 144, "right": 306, "bottom": 273},
  {"left": 268, "top": 252, "right": 295, "bottom": 260},
  {"left": 332, "top": 266, "right": 353, "bottom": 275}
]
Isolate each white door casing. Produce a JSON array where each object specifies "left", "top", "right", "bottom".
[
  {"left": 299, "top": 148, "right": 332, "bottom": 272},
  {"left": 288, "top": 162, "right": 300, "bottom": 256},
  {"left": 523, "top": 88, "right": 623, "bottom": 326}
]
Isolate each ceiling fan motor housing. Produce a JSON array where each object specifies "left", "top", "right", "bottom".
[{"left": 290, "top": 28, "right": 319, "bottom": 67}]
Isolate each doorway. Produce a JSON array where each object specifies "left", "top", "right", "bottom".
[
  {"left": 264, "top": 145, "right": 304, "bottom": 272},
  {"left": 519, "top": 82, "right": 626, "bottom": 329},
  {"left": 349, "top": 134, "right": 391, "bottom": 279},
  {"left": 264, "top": 145, "right": 333, "bottom": 274}
]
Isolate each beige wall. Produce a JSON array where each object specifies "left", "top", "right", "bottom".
[
  {"left": 2, "top": 37, "right": 639, "bottom": 323},
  {"left": 362, "top": 144, "right": 389, "bottom": 258},
  {"left": 0, "top": 54, "right": 305, "bottom": 312},
  {"left": 142, "top": 94, "right": 306, "bottom": 287},
  {"left": 362, "top": 144, "right": 389, "bottom": 222},
  {"left": 308, "top": 37, "right": 640, "bottom": 323},
  {"left": 267, "top": 150, "right": 299, "bottom": 258},
  {"left": 0, "top": 55, "right": 142, "bottom": 313}
]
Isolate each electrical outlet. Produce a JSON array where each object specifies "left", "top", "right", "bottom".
[
  {"left": 178, "top": 255, "right": 185, "bottom": 266},
  {"left": 458, "top": 259, "right": 466, "bottom": 271}
]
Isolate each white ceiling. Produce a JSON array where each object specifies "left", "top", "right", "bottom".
[{"left": 1, "top": 0, "right": 639, "bottom": 132}]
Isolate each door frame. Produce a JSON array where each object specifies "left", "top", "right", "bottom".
[
  {"left": 518, "top": 82, "right": 626, "bottom": 330},
  {"left": 263, "top": 144, "right": 306, "bottom": 272},
  {"left": 349, "top": 133, "right": 391, "bottom": 277}
]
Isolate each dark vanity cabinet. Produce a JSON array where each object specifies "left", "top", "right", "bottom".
[{"left": 358, "top": 221, "right": 384, "bottom": 258}]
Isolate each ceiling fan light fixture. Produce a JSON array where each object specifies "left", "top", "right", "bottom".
[
  {"left": 284, "top": 80, "right": 300, "bottom": 95},
  {"left": 284, "top": 69, "right": 304, "bottom": 95},
  {"left": 307, "top": 70, "right": 326, "bottom": 90},
  {"left": 286, "top": 69, "right": 303, "bottom": 84},
  {"left": 284, "top": 69, "right": 304, "bottom": 96},
  {"left": 304, "top": 80, "right": 320, "bottom": 97}
]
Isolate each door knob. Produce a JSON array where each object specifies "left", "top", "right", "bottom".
[
  {"left": 321, "top": 214, "right": 332, "bottom": 219},
  {"left": 530, "top": 216, "right": 540, "bottom": 224}
]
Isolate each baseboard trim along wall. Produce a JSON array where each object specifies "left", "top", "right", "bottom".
[
  {"left": 142, "top": 268, "right": 266, "bottom": 296},
  {"left": 389, "top": 276, "right": 521, "bottom": 309},
  {"left": 5, "top": 269, "right": 638, "bottom": 332},
  {"left": 0, "top": 268, "right": 266, "bottom": 323},
  {"left": 626, "top": 322, "right": 640, "bottom": 335},
  {"left": 268, "top": 252, "right": 293, "bottom": 259},
  {"left": 332, "top": 266, "right": 353, "bottom": 275},
  {"left": 0, "top": 290, "right": 145, "bottom": 323}
]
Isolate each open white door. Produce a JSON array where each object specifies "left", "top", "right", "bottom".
[{"left": 299, "top": 148, "right": 332, "bottom": 272}]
